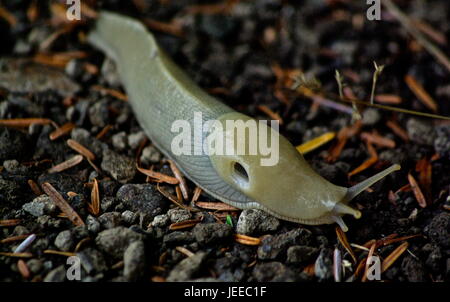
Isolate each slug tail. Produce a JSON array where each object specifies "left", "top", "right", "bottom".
[{"left": 345, "top": 164, "right": 401, "bottom": 202}]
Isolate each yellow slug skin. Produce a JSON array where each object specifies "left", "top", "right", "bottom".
[{"left": 88, "top": 12, "right": 400, "bottom": 231}]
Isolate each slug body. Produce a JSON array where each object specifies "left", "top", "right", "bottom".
[{"left": 88, "top": 12, "right": 400, "bottom": 231}]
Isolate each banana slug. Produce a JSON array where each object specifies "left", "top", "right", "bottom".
[{"left": 87, "top": 12, "right": 400, "bottom": 232}]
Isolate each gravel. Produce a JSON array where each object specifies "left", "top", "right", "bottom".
[
  {"left": 77, "top": 248, "right": 107, "bottom": 275},
  {"left": 166, "top": 251, "right": 207, "bottom": 282},
  {"left": 140, "top": 145, "right": 163, "bottom": 165},
  {"left": 424, "top": 213, "right": 450, "bottom": 248},
  {"left": 22, "top": 195, "right": 57, "bottom": 217},
  {"left": 43, "top": 265, "right": 67, "bottom": 282},
  {"left": 236, "top": 209, "right": 280, "bottom": 235},
  {"left": 252, "top": 262, "right": 300, "bottom": 282},
  {"left": 151, "top": 214, "right": 170, "bottom": 228},
  {"left": 257, "top": 228, "right": 312, "bottom": 260},
  {"left": 286, "top": 245, "right": 319, "bottom": 264},
  {"left": 101, "top": 149, "right": 136, "bottom": 183},
  {"left": 123, "top": 240, "right": 146, "bottom": 281},
  {"left": 406, "top": 118, "right": 436, "bottom": 146},
  {"left": 167, "top": 208, "right": 192, "bottom": 223},
  {"left": 95, "top": 227, "right": 144, "bottom": 259},
  {"left": 98, "top": 212, "right": 122, "bottom": 229},
  {"left": 314, "top": 248, "right": 333, "bottom": 281},
  {"left": 192, "top": 223, "right": 233, "bottom": 246},
  {"left": 116, "top": 184, "right": 167, "bottom": 219},
  {"left": 54, "top": 230, "right": 75, "bottom": 252}
]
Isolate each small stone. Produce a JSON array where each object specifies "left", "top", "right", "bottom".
[
  {"left": 22, "top": 195, "right": 57, "bottom": 217},
  {"left": 127, "top": 131, "right": 146, "bottom": 150},
  {"left": 192, "top": 223, "right": 233, "bottom": 246},
  {"left": 65, "top": 59, "right": 83, "bottom": 79},
  {"left": 199, "top": 14, "right": 237, "bottom": 39},
  {"left": 13, "top": 225, "right": 30, "bottom": 236},
  {"left": 101, "top": 58, "right": 121, "bottom": 87},
  {"left": 163, "top": 231, "right": 195, "bottom": 246},
  {"left": 95, "top": 227, "right": 144, "bottom": 259},
  {"left": 424, "top": 245, "right": 442, "bottom": 273},
  {"left": 434, "top": 125, "right": 450, "bottom": 159},
  {"left": 167, "top": 251, "right": 206, "bottom": 282},
  {"left": 98, "top": 212, "right": 122, "bottom": 229},
  {"left": 406, "top": 118, "right": 436, "bottom": 146},
  {"left": 167, "top": 208, "right": 192, "bottom": 223},
  {"left": 3, "top": 159, "right": 27, "bottom": 173},
  {"left": 236, "top": 209, "right": 280, "bottom": 235},
  {"left": 89, "top": 99, "right": 110, "bottom": 128},
  {"left": 151, "top": 214, "right": 170, "bottom": 228},
  {"left": 252, "top": 262, "right": 302, "bottom": 282},
  {"left": 0, "top": 128, "right": 28, "bottom": 160},
  {"left": 116, "top": 184, "right": 167, "bottom": 219},
  {"left": 77, "top": 248, "right": 107, "bottom": 274},
  {"left": 257, "top": 228, "right": 312, "bottom": 260},
  {"left": 26, "top": 259, "right": 43, "bottom": 274},
  {"left": 111, "top": 131, "right": 128, "bottom": 151},
  {"left": 121, "top": 210, "right": 137, "bottom": 225},
  {"left": 86, "top": 215, "right": 101, "bottom": 234},
  {"left": 0, "top": 176, "right": 23, "bottom": 205},
  {"left": 101, "top": 197, "right": 117, "bottom": 212},
  {"left": 286, "top": 245, "right": 319, "bottom": 264},
  {"left": 101, "top": 149, "right": 136, "bottom": 183},
  {"left": 43, "top": 265, "right": 66, "bottom": 282},
  {"left": 314, "top": 248, "right": 333, "bottom": 280},
  {"left": 123, "top": 240, "right": 146, "bottom": 281},
  {"left": 362, "top": 108, "right": 381, "bottom": 126},
  {"left": 54, "top": 230, "right": 74, "bottom": 252},
  {"left": 140, "top": 145, "right": 162, "bottom": 165},
  {"left": 71, "top": 128, "right": 107, "bottom": 157},
  {"left": 401, "top": 255, "right": 426, "bottom": 282},
  {"left": 424, "top": 212, "right": 450, "bottom": 248}
]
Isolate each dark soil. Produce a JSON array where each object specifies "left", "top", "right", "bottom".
[{"left": 0, "top": 0, "right": 449, "bottom": 282}]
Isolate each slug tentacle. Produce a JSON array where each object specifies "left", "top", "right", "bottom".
[{"left": 344, "top": 164, "right": 401, "bottom": 203}]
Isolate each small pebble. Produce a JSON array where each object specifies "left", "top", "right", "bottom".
[
  {"left": 123, "top": 240, "right": 146, "bottom": 281},
  {"left": 127, "top": 131, "right": 146, "bottom": 150},
  {"left": 151, "top": 214, "right": 170, "bottom": 228},
  {"left": 111, "top": 131, "right": 128, "bottom": 151},
  {"left": 22, "top": 195, "right": 57, "bottom": 217},
  {"left": 314, "top": 248, "right": 333, "bottom": 280},
  {"left": 43, "top": 265, "right": 66, "bottom": 282},
  {"left": 236, "top": 209, "right": 280, "bottom": 235},
  {"left": 86, "top": 215, "right": 101, "bottom": 234},
  {"left": 406, "top": 118, "right": 436, "bottom": 146},
  {"left": 192, "top": 223, "right": 233, "bottom": 246},
  {"left": 77, "top": 248, "right": 107, "bottom": 275},
  {"left": 98, "top": 212, "right": 122, "bottom": 229},
  {"left": 167, "top": 251, "right": 206, "bottom": 282},
  {"left": 286, "top": 245, "right": 319, "bottom": 264},
  {"left": 54, "top": 230, "right": 74, "bottom": 252},
  {"left": 140, "top": 145, "right": 162, "bottom": 165},
  {"left": 101, "top": 149, "right": 136, "bottom": 183},
  {"left": 121, "top": 210, "right": 138, "bottom": 225},
  {"left": 95, "top": 227, "right": 144, "bottom": 259},
  {"left": 167, "top": 208, "right": 192, "bottom": 224}
]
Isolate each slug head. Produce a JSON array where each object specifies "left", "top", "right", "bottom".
[{"left": 206, "top": 113, "right": 400, "bottom": 231}]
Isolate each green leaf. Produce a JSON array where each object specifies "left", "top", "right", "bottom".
[{"left": 226, "top": 215, "right": 233, "bottom": 227}]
